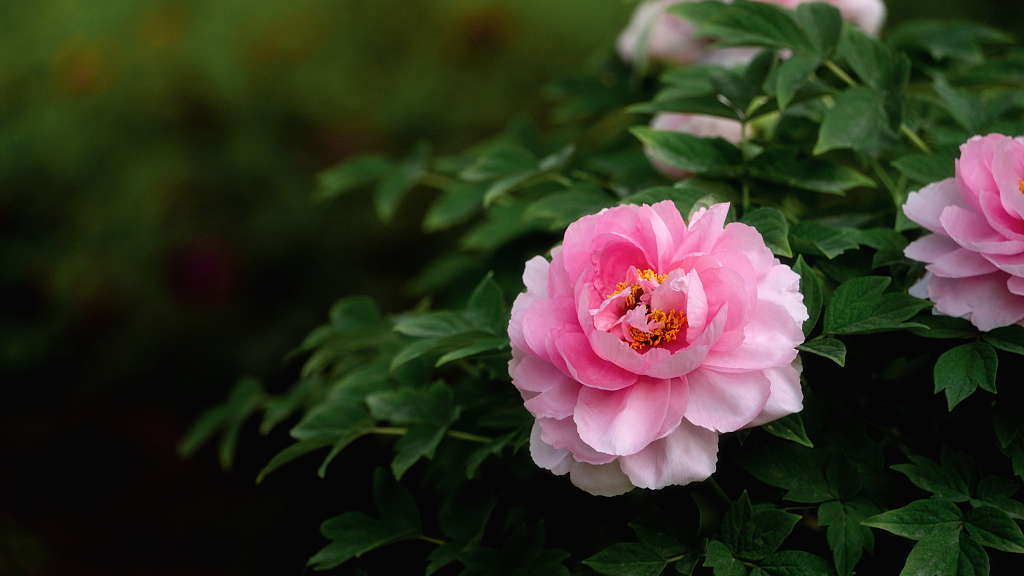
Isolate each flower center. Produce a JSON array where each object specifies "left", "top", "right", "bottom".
[
  {"left": 1019, "top": 178, "right": 1024, "bottom": 194},
  {"left": 607, "top": 268, "right": 687, "bottom": 350}
]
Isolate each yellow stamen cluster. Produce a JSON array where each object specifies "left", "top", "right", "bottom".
[
  {"left": 1018, "top": 178, "right": 1024, "bottom": 194},
  {"left": 611, "top": 269, "right": 666, "bottom": 298},
  {"left": 628, "top": 309, "right": 687, "bottom": 350}
]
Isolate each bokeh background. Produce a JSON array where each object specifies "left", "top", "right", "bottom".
[{"left": 2, "top": 1, "right": 1023, "bottom": 574}]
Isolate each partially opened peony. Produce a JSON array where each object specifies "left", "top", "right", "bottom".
[
  {"left": 508, "top": 201, "right": 807, "bottom": 496},
  {"left": 617, "top": 0, "right": 887, "bottom": 66},
  {"left": 903, "top": 134, "right": 1024, "bottom": 331}
]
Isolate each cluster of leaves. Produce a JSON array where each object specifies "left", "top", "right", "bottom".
[{"left": 183, "top": 2, "right": 1024, "bottom": 574}]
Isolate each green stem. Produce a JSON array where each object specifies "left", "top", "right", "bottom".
[
  {"left": 705, "top": 476, "right": 732, "bottom": 504},
  {"left": 548, "top": 173, "right": 574, "bottom": 187},
  {"left": 741, "top": 180, "right": 751, "bottom": 210},
  {"left": 870, "top": 159, "right": 900, "bottom": 199},
  {"left": 418, "top": 535, "right": 446, "bottom": 546},
  {"left": 445, "top": 430, "right": 493, "bottom": 444},
  {"left": 371, "top": 426, "right": 493, "bottom": 444},
  {"left": 900, "top": 123, "right": 932, "bottom": 154},
  {"left": 823, "top": 59, "right": 857, "bottom": 88}
]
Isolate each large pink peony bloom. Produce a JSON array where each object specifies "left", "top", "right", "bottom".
[
  {"left": 647, "top": 112, "right": 745, "bottom": 179},
  {"left": 903, "top": 134, "right": 1024, "bottom": 331},
  {"left": 508, "top": 201, "right": 807, "bottom": 496},
  {"left": 617, "top": 0, "right": 887, "bottom": 66}
]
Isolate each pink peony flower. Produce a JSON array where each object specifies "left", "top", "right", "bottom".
[
  {"left": 646, "top": 112, "right": 745, "bottom": 179},
  {"left": 508, "top": 201, "right": 807, "bottom": 495},
  {"left": 903, "top": 134, "right": 1024, "bottom": 331},
  {"left": 617, "top": 0, "right": 887, "bottom": 66}
]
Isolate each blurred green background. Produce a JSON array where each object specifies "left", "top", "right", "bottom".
[{"left": 2, "top": 0, "right": 1023, "bottom": 574}]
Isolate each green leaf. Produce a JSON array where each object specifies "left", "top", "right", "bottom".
[
  {"left": 775, "top": 54, "right": 821, "bottom": 110},
  {"left": 963, "top": 506, "right": 1024, "bottom": 553},
  {"left": 973, "top": 477, "right": 1024, "bottom": 520},
  {"left": 852, "top": 228, "right": 910, "bottom": 268},
  {"left": 747, "top": 147, "right": 875, "bottom": 195},
  {"left": 366, "top": 381, "right": 455, "bottom": 425},
  {"left": 735, "top": 442, "right": 834, "bottom": 503},
  {"left": 797, "top": 337, "right": 846, "bottom": 366},
  {"left": 183, "top": 378, "right": 265, "bottom": 472},
  {"left": 423, "top": 181, "right": 488, "bottom": 232},
  {"left": 631, "top": 127, "right": 744, "bottom": 175},
  {"left": 375, "top": 141, "right": 430, "bottom": 222},
  {"left": 439, "top": 482, "right": 498, "bottom": 544},
  {"left": 838, "top": 27, "right": 908, "bottom": 93},
  {"left": 314, "top": 155, "right": 395, "bottom": 200},
  {"left": 887, "top": 21, "right": 1011, "bottom": 62},
  {"left": 897, "top": 525, "right": 976, "bottom": 576},
  {"left": 436, "top": 338, "right": 509, "bottom": 367},
  {"left": 741, "top": 207, "right": 791, "bottom": 257},
  {"left": 813, "top": 87, "right": 895, "bottom": 156},
  {"left": 703, "top": 540, "right": 748, "bottom": 576},
  {"left": 891, "top": 152, "right": 957, "bottom": 184},
  {"left": 934, "top": 76, "right": 985, "bottom": 133},
  {"left": 983, "top": 324, "right": 1024, "bottom": 356},
  {"left": 583, "top": 543, "right": 668, "bottom": 576},
  {"left": 762, "top": 413, "right": 813, "bottom": 447},
  {"left": 257, "top": 435, "right": 340, "bottom": 485},
  {"left": 758, "top": 550, "right": 837, "bottom": 576},
  {"left": 465, "top": 431, "right": 517, "bottom": 479},
  {"left": 464, "top": 272, "right": 505, "bottom": 333},
  {"left": 818, "top": 500, "right": 878, "bottom": 576},
  {"left": 628, "top": 509, "right": 695, "bottom": 557},
  {"left": 459, "top": 144, "right": 538, "bottom": 181},
  {"left": 309, "top": 469, "right": 420, "bottom": 571},
  {"left": 291, "top": 403, "right": 370, "bottom": 440},
  {"left": 789, "top": 221, "right": 860, "bottom": 259},
  {"left": 711, "top": 50, "right": 775, "bottom": 112},
  {"left": 721, "top": 492, "right": 801, "bottom": 561},
  {"left": 792, "top": 255, "right": 821, "bottom": 336},
  {"left": 908, "top": 315, "right": 977, "bottom": 340},
  {"left": 391, "top": 421, "right": 451, "bottom": 479},
  {"left": 394, "top": 311, "right": 475, "bottom": 338},
  {"left": 629, "top": 91, "right": 742, "bottom": 120},
  {"left": 823, "top": 276, "right": 932, "bottom": 335},
  {"left": 862, "top": 499, "right": 963, "bottom": 540},
  {"left": 795, "top": 2, "right": 842, "bottom": 57},
  {"left": 671, "top": 0, "right": 814, "bottom": 53},
  {"left": 390, "top": 337, "right": 440, "bottom": 370},
  {"left": 891, "top": 454, "right": 972, "bottom": 503},
  {"left": 523, "top": 184, "right": 614, "bottom": 231},
  {"left": 934, "top": 342, "right": 999, "bottom": 410}
]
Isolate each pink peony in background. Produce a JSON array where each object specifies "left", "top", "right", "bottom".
[
  {"left": 508, "top": 201, "right": 807, "bottom": 495},
  {"left": 903, "top": 134, "right": 1024, "bottom": 331},
  {"left": 617, "top": 0, "right": 887, "bottom": 66},
  {"left": 646, "top": 112, "right": 745, "bottom": 179}
]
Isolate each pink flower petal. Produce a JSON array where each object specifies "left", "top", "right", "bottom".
[
  {"left": 927, "top": 272, "right": 1024, "bottom": 331},
  {"left": 529, "top": 421, "right": 573, "bottom": 475},
  {"left": 514, "top": 355, "right": 582, "bottom": 420},
  {"left": 940, "top": 205, "right": 1024, "bottom": 255},
  {"left": 956, "top": 134, "right": 1004, "bottom": 213},
  {"left": 547, "top": 248, "right": 575, "bottom": 299},
  {"left": 557, "top": 332, "right": 639, "bottom": 390},
  {"left": 702, "top": 301, "right": 802, "bottom": 370},
  {"left": 523, "top": 297, "right": 579, "bottom": 364},
  {"left": 509, "top": 292, "right": 541, "bottom": 357},
  {"left": 673, "top": 203, "right": 730, "bottom": 260},
  {"left": 587, "top": 329, "right": 651, "bottom": 373},
  {"left": 746, "top": 359, "right": 804, "bottom": 427},
  {"left": 930, "top": 247, "right": 1000, "bottom": 278},
  {"left": 618, "top": 419, "right": 719, "bottom": 490},
  {"left": 643, "top": 307, "right": 725, "bottom": 378},
  {"left": 714, "top": 222, "right": 777, "bottom": 278},
  {"left": 903, "top": 178, "right": 964, "bottom": 235},
  {"left": 904, "top": 233, "right": 960, "bottom": 263},
  {"left": 982, "top": 252, "right": 1024, "bottom": 277},
  {"left": 575, "top": 378, "right": 673, "bottom": 456},
  {"left": 756, "top": 265, "right": 808, "bottom": 325},
  {"left": 978, "top": 190, "right": 1024, "bottom": 242},
  {"left": 523, "top": 255, "right": 550, "bottom": 298},
  {"left": 537, "top": 417, "right": 618, "bottom": 465},
  {"left": 991, "top": 140, "right": 1024, "bottom": 222},
  {"left": 568, "top": 461, "right": 636, "bottom": 496},
  {"left": 1008, "top": 275, "right": 1024, "bottom": 297},
  {"left": 683, "top": 368, "right": 772, "bottom": 433}
]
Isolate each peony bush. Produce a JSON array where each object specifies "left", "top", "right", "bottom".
[{"left": 183, "top": 2, "right": 1024, "bottom": 575}]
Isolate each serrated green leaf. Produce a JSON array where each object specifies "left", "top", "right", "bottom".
[
  {"left": 934, "top": 342, "right": 999, "bottom": 410},
  {"left": 963, "top": 506, "right": 1024, "bottom": 553},
  {"left": 983, "top": 324, "right": 1024, "bottom": 356},
  {"left": 824, "top": 276, "right": 932, "bottom": 335},
  {"left": 973, "top": 477, "right": 1024, "bottom": 520},
  {"left": 741, "top": 207, "right": 792, "bottom": 257},
  {"left": 862, "top": 499, "right": 963, "bottom": 540},
  {"left": 891, "top": 453, "right": 972, "bottom": 502},
  {"left": 583, "top": 542, "right": 668, "bottom": 576},
  {"left": 792, "top": 255, "right": 821, "bottom": 336},
  {"left": 762, "top": 413, "right": 813, "bottom": 447},
  {"left": 797, "top": 337, "right": 846, "bottom": 366}
]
